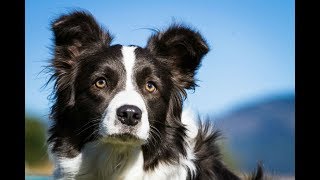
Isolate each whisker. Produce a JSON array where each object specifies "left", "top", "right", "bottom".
[
  {"left": 151, "top": 119, "right": 177, "bottom": 129},
  {"left": 76, "top": 122, "right": 100, "bottom": 136},
  {"left": 83, "top": 128, "right": 100, "bottom": 143},
  {"left": 150, "top": 125, "right": 161, "bottom": 135},
  {"left": 150, "top": 126, "right": 162, "bottom": 141},
  {"left": 76, "top": 119, "right": 100, "bottom": 133}
]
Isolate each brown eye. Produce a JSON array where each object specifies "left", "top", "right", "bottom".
[
  {"left": 95, "top": 78, "right": 107, "bottom": 89},
  {"left": 145, "top": 81, "right": 156, "bottom": 93}
]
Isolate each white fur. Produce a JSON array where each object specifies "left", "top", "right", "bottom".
[
  {"left": 99, "top": 46, "right": 150, "bottom": 140},
  {"left": 50, "top": 109, "right": 200, "bottom": 180},
  {"left": 49, "top": 47, "right": 201, "bottom": 179},
  {"left": 48, "top": 143, "right": 82, "bottom": 180},
  {"left": 181, "top": 107, "right": 199, "bottom": 139},
  {"left": 100, "top": 90, "right": 150, "bottom": 140},
  {"left": 181, "top": 108, "right": 199, "bottom": 178},
  {"left": 122, "top": 46, "right": 136, "bottom": 91},
  {"left": 143, "top": 161, "right": 188, "bottom": 180}
]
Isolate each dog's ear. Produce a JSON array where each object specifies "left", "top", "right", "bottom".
[
  {"left": 50, "top": 11, "right": 113, "bottom": 107},
  {"left": 52, "top": 10, "right": 113, "bottom": 64},
  {"left": 146, "top": 24, "right": 209, "bottom": 90}
]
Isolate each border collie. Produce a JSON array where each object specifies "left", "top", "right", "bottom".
[{"left": 46, "top": 10, "right": 263, "bottom": 180}]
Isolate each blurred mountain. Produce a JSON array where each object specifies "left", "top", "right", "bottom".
[{"left": 214, "top": 94, "right": 295, "bottom": 176}]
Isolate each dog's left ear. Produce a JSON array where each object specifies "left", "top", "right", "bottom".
[{"left": 146, "top": 25, "right": 209, "bottom": 89}]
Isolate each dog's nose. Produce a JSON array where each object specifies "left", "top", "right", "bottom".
[{"left": 116, "top": 105, "right": 142, "bottom": 126}]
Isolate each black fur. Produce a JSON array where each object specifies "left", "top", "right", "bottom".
[
  {"left": 47, "top": 10, "right": 264, "bottom": 179},
  {"left": 146, "top": 24, "right": 209, "bottom": 90},
  {"left": 189, "top": 121, "right": 264, "bottom": 180},
  {"left": 48, "top": 10, "right": 120, "bottom": 157}
]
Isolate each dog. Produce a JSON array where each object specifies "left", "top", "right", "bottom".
[{"left": 46, "top": 10, "right": 263, "bottom": 180}]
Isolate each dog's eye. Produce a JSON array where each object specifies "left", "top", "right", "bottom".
[
  {"left": 145, "top": 81, "right": 156, "bottom": 93},
  {"left": 95, "top": 78, "right": 107, "bottom": 89}
]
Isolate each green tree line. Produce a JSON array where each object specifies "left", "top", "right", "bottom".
[{"left": 25, "top": 116, "right": 49, "bottom": 166}]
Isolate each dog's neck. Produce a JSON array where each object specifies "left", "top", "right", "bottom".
[
  {"left": 50, "top": 109, "right": 198, "bottom": 180},
  {"left": 99, "top": 144, "right": 144, "bottom": 178},
  {"left": 51, "top": 142, "right": 145, "bottom": 180}
]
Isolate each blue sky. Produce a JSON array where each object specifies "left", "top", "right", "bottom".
[{"left": 25, "top": 0, "right": 294, "bottom": 121}]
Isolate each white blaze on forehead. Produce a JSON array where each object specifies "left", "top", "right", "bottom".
[
  {"left": 121, "top": 46, "right": 137, "bottom": 90},
  {"left": 100, "top": 46, "right": 150, "bottom": 140}
]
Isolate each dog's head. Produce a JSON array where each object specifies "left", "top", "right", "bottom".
[{"left": 48, "top": 11, "right": 209, "bottom": 153}]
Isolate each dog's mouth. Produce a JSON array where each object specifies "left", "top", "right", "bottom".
[{"left": 101, "top": 133, "right": 145, "bottom": 145}]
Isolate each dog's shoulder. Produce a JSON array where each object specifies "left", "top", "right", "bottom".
[{"left": 182, "top": 109, "right": 263, "bottom": 180}]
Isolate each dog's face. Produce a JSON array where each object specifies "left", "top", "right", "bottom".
[
  {"left": 48, "top": 11, "right": 209, "bottom": 152},
  {"left": 68, "top": 45, "right": 173, "bottom": 144}
]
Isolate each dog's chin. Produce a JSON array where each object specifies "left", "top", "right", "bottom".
[{"left": 101, "top": 133, "right": 146, "bottom": 146}]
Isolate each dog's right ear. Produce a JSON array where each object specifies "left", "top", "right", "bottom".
[
  {"left": 50, "top": 11, "right": 113, "bottom": 107},
  {"left": 52, "top": 10, "right": 113, "bottom": 66}
]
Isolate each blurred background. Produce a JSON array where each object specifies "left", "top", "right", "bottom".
[{"left": 25, "top": 0, "right": 294, "bottom": 179}]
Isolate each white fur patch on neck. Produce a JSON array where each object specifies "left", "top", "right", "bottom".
[
  {"left": 49, "top": 108, "right": 201, "bottom": 179},
  {"left": 47, "top": 143, "right": 82, "bottom": 180},
  {"left": 181, "top": 108, "right": 199, "bottom": 178},
  {"left": 121, "top": 46, "right": 137, "bottom": 90},
  {"left": 50, "top": 142, "right": 145, "bottom": 180},
  {"left": 81, "top": 143, "right": 145, "bottom": 180},
  {"left": 182, "top": 108, "right": 199, "bottom": 139}
]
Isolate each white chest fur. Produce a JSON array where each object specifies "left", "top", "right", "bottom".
[
  {"left": 49, "top": 109, "right": 198, "bottom": 180},
  {"left": 50, "top": 143, "right": 191, "bottom": 180}
]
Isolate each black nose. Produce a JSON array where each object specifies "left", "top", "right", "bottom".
[{"left": 116, "top": 105, "right": 142, "bottom": 126}]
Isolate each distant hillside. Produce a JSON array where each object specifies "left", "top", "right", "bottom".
[{"left": 214, "top": 94, "right": 295, "bottom": 176}]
